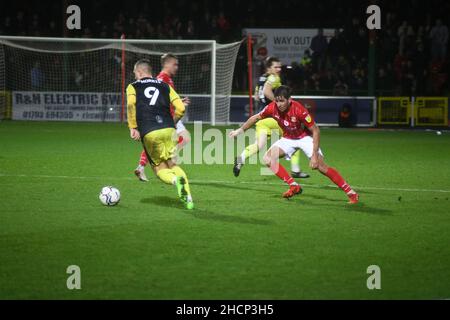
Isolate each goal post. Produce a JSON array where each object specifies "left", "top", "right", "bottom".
[{"left": 0, "top": 36, "right": 242, "bottom": 124}]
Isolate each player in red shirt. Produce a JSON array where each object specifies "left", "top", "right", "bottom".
[
  {"left": 134, "top": 53, "right": 191, "bottom": 181},
  {"left": 229, "top": 85, "right": 359, "bottom": 204}
]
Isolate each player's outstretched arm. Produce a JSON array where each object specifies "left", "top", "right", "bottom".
[{"left": 229, "top": 114, "right": 261, "bottom": 138}]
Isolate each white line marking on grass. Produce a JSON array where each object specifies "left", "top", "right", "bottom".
[
  {"left": 1, "top": 173, "right": 450, "bottom": 194},
  {"left": 203, "top": 179, "right": 450, "bottom": 194},
  {"left": 0, "top": 173, "right": 101, "bottom": 180}
]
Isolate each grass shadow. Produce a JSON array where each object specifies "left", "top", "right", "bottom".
[
  {"left": 141, "top": 196, "right": 274, "bottom": 226},
  {"left": 268, "top": 192, "right": 393, "bottom": 216},
  {"left": 307, "top": 184, "right": 375, "bottom": 195},
  {"left": 301, "top": 193, "right": 343, "bottom": 203},
  {"left": 191, "top": 181, "right": 272, "bottom": 193},
  {"left": 344, "top": 202, "right": 393, "bottom": 215},
  {"left": 188, "top": 208, "right": 274, "bottom": 226},
  {"left": 140, "top": 196, "right": 183, "bottom": 209},
  {"left": 308, "top": 200, "right": 393, "bottom": 216}
]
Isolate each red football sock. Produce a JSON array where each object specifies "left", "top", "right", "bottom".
[
  {"left": 269, "top": 162, "right": 297, "bottom": 186},
  {"left": 139, "top": 150, "right": 148, "bottom": 166},
  {"left": 323, "top": 167, "right": 354, "bottom": 194}
]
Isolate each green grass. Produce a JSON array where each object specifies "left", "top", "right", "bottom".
[{"left": 0, "top": 121, "right": 450, "bottom": 299}]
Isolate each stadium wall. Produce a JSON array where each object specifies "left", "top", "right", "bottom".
[
  {"left": 230, "top": 95, "right": 376, "bottom": 127},
  {"left": 6, "top": 90, "right": 450, "bottom": 127}
]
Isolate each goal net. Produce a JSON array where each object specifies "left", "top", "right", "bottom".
[{"left": 0, "top": 36, "right": 242, "bottom": 124}]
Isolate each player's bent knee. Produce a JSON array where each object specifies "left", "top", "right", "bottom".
[{"left": 262, "top": 153, "right": 272, "bottom": 166}]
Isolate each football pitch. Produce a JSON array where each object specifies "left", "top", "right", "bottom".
[{"left": 0, "top": 121, "right": 449, "bottom": 299}]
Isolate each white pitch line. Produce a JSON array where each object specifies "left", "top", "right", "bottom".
[
  {"left": 202, "top": 179, "right": 450, "bottom": 194},
  {"left": 1, "top": 173, "right": 450, "bottom": 194}
]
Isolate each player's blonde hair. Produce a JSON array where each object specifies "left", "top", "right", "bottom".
[
  {"left": 134, "top": 59, "right": 153, "bottom": 74},
  {"left": 161, "top": 53, "right": 178, "bottom": 67}
]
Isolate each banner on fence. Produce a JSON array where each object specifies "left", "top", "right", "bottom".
[{"left": 12, "top": 91, "right": 122, "bottom": 121}]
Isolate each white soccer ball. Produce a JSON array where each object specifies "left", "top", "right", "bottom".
[
  {"left": 436, "top": 131, "right": 442, "bottom": 135},
  {"left": 99, "top": 186, "right": 121, "bottom": 206}
]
